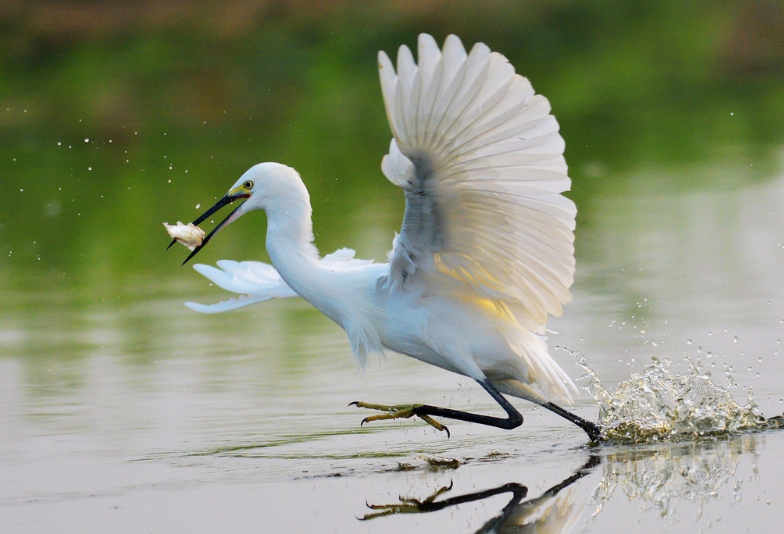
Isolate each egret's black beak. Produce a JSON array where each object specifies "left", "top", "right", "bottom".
[{"left": 170, "top": 191, "right": 250, "bottom": 266}]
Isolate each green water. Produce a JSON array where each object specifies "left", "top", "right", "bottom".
[{"left": 3, "top": 2, "right": 784, "bottom": 532}]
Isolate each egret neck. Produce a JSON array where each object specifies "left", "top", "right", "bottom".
[{"left": 263, "top": 182, "right": 347, "bottom": 329}]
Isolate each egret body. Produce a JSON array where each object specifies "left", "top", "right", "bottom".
[{"left": 173, "top": 34, "right": 601, "bottom": 441}]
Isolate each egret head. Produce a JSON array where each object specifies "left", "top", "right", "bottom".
[{"left": 178, "top": 162, "right": 304, "bottom": 265}]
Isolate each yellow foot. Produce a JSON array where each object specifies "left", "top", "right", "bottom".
[{"left": 349, "top": 401, "right": 450, "bottom": 437}]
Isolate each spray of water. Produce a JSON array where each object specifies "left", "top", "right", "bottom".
[{"left": 579, "top": 357, "right": 784, "bottom": 444}]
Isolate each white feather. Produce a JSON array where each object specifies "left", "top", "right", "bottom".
[
  {"left": 380, "top": 139, "right": 415, "bottom": 187},
  {"left": 186, "top": 248, "right": 375, "bottom": 314},
  {"left": 379, "top": 34, "right": 578, "bottom": 401}
]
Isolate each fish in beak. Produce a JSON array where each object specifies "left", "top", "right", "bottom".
[{"left": 167, "top": 185, "right": 251, "bottom": 265}]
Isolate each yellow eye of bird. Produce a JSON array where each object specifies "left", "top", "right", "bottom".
[{"left": 244, "top": 180, "right": 254, "bottom": 190}]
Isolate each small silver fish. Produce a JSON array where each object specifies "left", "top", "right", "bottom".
[{"left": 163, "top": 221, "right": 205, "bottom": 250}]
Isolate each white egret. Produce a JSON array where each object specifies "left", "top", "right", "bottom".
[{"left": 171, "top": 34, "right": 601, "bottom": 442}]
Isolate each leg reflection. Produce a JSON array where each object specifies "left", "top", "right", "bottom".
[
  {"left": 361, "top": 481, "right": 526, "bottom": 520},
  {"left": 360, "top": 455, "right": 600, "bottom": 532}
]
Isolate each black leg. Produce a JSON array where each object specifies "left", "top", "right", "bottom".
[
  {"left": 352, "top": 378, "right": 603, "bottom": 442},
  {"left": 411, "top": 378, "right": 524, "bottom": 430},
  {"left": 351, "top": 378, "right": 524, "bottom": 437},
  {"left": 534, "top": 400, "right": 602, "bottom": 442}
]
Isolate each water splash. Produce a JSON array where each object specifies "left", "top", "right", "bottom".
[{"left": 580, "top": 357, "right": 783, "bottom": 443}]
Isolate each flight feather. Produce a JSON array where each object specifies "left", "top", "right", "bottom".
[{"left": 380, "top": 34, "right": 576, "bottom": 333}]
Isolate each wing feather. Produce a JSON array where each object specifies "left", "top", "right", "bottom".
[
  {"left": 429, "top": 36, "right": 468, "bottom": 149},
  {"left": 380, "top": 34, "right": 576, "bottom": 330},
  {"left": 378, "top": 51, "right": 398, "bottom": 139},
  {"left": 395, "top": 44, "right": 417, "bottom": 147}
]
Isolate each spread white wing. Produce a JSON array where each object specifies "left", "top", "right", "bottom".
[
  {"left": 186, "top": 248, "right": 375, "bottom": 313},
  {"left": 380, "top": 34, "right": 576, "bottom": 334}
]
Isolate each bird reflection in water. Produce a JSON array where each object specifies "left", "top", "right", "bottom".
[
  {"left": 360, "top": 456, "right": 599, "bottom": 533},
  {"left": 592, "top": 433, "right": 762, "bottom": 518},
  {"left": 361, "top": 433, "right": 766, "bottom": 531}
]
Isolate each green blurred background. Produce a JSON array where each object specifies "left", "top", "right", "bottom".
[{"left": 1, "top": 0, "right": 783, "bottom": 317}]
